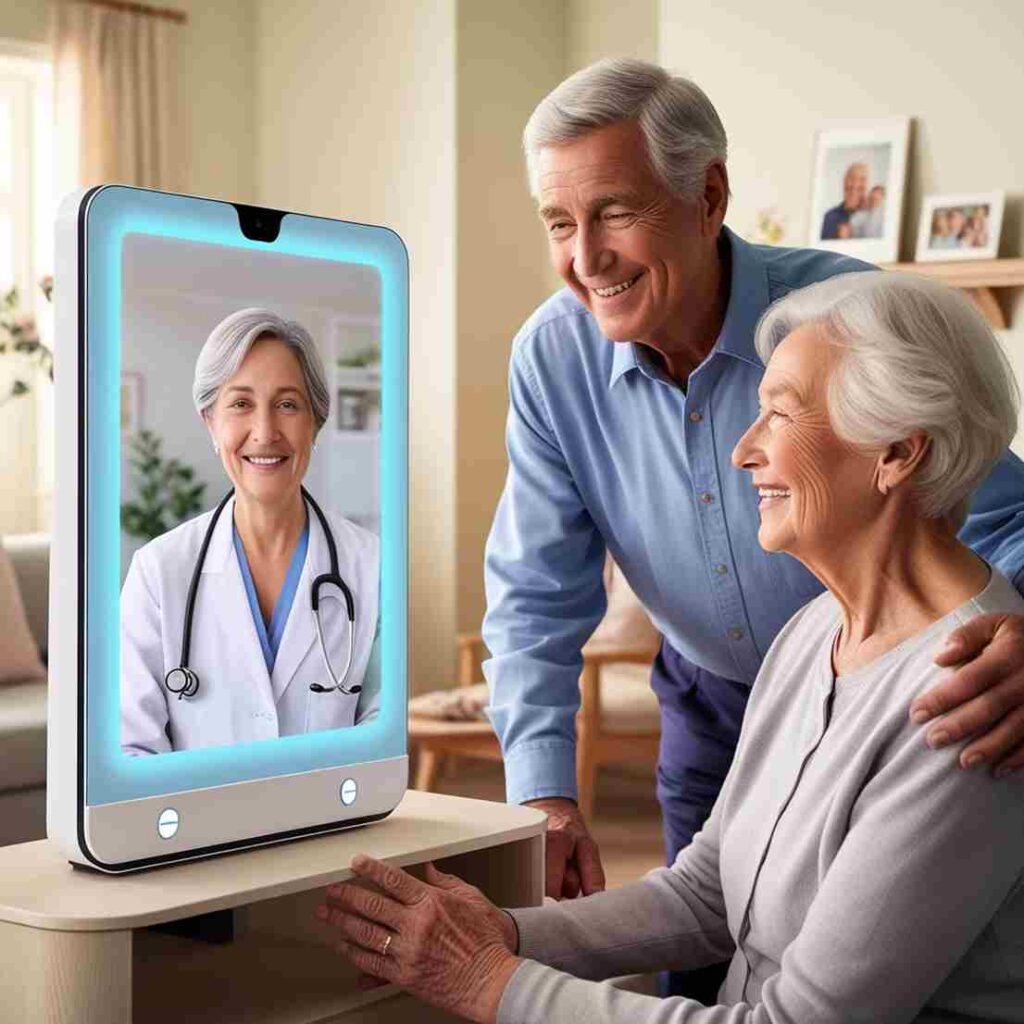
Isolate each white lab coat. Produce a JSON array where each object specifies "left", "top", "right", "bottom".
[{"left": 120, "top": 497, "right": 380, "bottom": 755}]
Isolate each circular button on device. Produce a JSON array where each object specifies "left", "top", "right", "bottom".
[
  {"left": 157, "top": 807, "right": 180, "bottom": 840},
  {"left": 340, "top": 778, "right": 358, "bottom": 806}
]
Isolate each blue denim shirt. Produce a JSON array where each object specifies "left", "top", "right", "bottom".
[{"left": 483, "top": 227, "right": 1024, "bottom": 805}]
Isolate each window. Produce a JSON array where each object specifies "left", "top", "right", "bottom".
[{"left": 0, "top": 39, "right": 56, "bottom": 535}]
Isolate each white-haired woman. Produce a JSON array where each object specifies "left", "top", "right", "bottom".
[
  {"left": 318, "top": 273, "right": 1024, "bottom": 1023},
  {"left": 121, "top": 309, "right": 380, "bottom": 755}
]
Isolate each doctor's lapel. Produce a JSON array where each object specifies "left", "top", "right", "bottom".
[
  {"left": 200, "top": 498, "right": 275, "bottom": 704},
  {"left": 270, "top": 512, "right": 329, "bottom": 703}
]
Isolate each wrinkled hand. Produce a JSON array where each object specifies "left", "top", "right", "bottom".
[
  {"left": 524, "top": 797, "right": 605, "bottom": 899},
  {"left": 317, "top": 855, "right": 520, "bottom": 1024},
  {"left": 910, "top": 611, "right": 1024, "bottom": 776}
]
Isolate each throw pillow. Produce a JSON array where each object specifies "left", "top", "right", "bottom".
[{"left": 0, "top": 539, "right": 46, "bottom": 685}]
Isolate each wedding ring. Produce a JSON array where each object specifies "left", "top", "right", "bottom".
[{"left": 381, "top": 933, "right": 392, "bottom": 957}]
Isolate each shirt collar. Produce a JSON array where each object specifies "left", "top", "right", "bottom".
[
  {"left": 609, "top": 340, "right": 640, "bottom": 387},
  {"left": 712, "top": 226, "right": 769, "bottom": 367},
  {"left": 607, "top": 226, "right": 769, "bottom": 390}
]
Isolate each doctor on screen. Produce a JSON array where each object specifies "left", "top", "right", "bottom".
[{"left": 120, "top": 309, "right": 380, "bottom": 756}]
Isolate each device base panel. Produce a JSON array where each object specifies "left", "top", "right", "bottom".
[{"left": 76, "top": 755, "right": 408, "bottom": 873}]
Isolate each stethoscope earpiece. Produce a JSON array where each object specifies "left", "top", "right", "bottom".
[{"left": 310, "top": 682, "right": 362, "bottom": 694}]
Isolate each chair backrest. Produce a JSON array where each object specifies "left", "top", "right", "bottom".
[{"left": 585, "top": 556, "right": 659, "bottom": 655}]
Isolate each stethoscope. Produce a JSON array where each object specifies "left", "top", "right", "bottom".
[{"left": 163, "top": 486, "right": 361, "bottom": 701}]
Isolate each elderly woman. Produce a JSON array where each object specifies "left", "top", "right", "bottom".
[
  {"left": 319, "top": 272, "right": 1024, "bottom": 1023},
  {"left": 120, "top": 308, "right": 380, "bottom": 755}
]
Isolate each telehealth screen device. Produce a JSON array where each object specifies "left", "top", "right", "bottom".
[{"left": 48, "top": 185, "right": 408, "bottom": 872}]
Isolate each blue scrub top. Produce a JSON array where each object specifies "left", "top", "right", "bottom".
[{"left": 233, "top": 518, "right": 310, "bottom": 674}]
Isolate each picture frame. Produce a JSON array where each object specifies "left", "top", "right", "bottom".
[
  {"left": 915, "top": 191, "right": 1004, "bottom": 263},
  {"left": 120, "top": 371, "right": 142, "bottom": 434},
  {"left": 808, "top": 118, "right": 910, "bottom": 264}
]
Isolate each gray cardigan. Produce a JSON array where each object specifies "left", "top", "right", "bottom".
[{"left": 500, "top": 569, "right": 1024, "bottom": 1023}]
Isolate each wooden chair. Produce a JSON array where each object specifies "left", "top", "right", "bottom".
[{"left": 409, "top": 632, "right": 661, "bottom": 822}]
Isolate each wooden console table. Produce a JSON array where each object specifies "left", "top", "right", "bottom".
[{"left": 0, "top": 790, "right": 546, "bottom": 1024}]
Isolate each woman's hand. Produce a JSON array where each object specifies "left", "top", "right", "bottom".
[
  {"left": 316, "top": 855, "right": 521, "bottom": 1024},
  {"left": 912, "top": 611, "right": 1024, "bottom": 775}
]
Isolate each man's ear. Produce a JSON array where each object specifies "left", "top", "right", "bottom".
[
  {"left": 875, "top": 432, "right": 930, "bottom": 495},
  {"left": 701, "top": 161, "right": 729, "bottom": 236}
]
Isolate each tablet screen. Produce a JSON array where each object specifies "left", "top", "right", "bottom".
[{"left": 119, "top": 232, "right": 385, "bottom": 755}]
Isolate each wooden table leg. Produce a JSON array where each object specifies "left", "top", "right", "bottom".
[
  {"left": 0, "top": 921, "right": 131, "bottom": 1024},
  {"left": 414, "top": 748, "right": 441, "bottom": 791}
]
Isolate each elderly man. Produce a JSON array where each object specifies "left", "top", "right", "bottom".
[
  {"left": 820, "top": 161, "right": 868, "bottom": 239},
  {"left": 481, "top": 58, "right": 1024, "bottom": 1001}
]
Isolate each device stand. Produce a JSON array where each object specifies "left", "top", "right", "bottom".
[{"left": 0, "top": 791, "right": 545, "bottom": 1024}]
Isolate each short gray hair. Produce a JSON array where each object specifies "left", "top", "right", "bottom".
[
  {"left": 193, "top": 308, "right": 330, "bottom": 431},
  {"left": 523, "top": 58, "right": 727, "bottom": 199},
  {"left": 755, "top": 272, "right": 1020, "bottom": 530}
]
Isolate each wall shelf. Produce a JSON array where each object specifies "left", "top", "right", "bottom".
[{"left": 881, "top": 258, "right": 1024, "bottom": 329}]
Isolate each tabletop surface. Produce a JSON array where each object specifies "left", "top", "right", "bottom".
[{"left": 0, "top": 790, "right": 546, "bottom": 931}]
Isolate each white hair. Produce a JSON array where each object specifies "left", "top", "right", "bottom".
[
  {"left": 193, "top": 308, "right": 330, "bottom": 431},
  {"left": 523, "top": 57, "right": 727, "bottom": 199},
  {"left": 755, "top": 272, "right": 1020, "bottom": 530}
]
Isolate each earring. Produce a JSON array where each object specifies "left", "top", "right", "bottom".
[{"left": 212, "top": 442, "right": 220, "bottom": 455}]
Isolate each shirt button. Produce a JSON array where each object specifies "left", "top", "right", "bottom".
[
  {"left": 714, "top": 564, "right": 729, "bottom": 575},
  {"left": 689, "top": 411, "right": 702, "bottom": 423},
  {"left": 729, "top": 626, "right": 745, "bottom": 640},
  {"left": 700, "top": 491, "right": 714, "bottom": 504}
]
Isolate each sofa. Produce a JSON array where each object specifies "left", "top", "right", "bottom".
[{"left": 0, "top": 533, "right": 49, "bottom": 846}]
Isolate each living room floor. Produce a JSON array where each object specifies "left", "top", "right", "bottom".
[{"left": 423, "top": 759, "right": 666, "bottom": 889}]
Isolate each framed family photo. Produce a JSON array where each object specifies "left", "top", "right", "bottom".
[
  {"left": 808, "top": 119, "right": 910, "bottom": 264},
  {"left": 915, "top": 191, "right": 1004, "bottom": 262}
]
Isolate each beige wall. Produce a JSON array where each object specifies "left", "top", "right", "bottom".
[
  {"left": 454, "top": 3, "right": 566, "bottom": 635},
  {"left": 566, "top": 0, "right": 657, "bottom": 72},
  {"left": 659, "top": 0, "right": 1024, "bottom": 454},
  {"left": 0, "top": 4, "right": 48, "bottom": 43},
  {"left": 178, "top": 0, "right": 255, "bottom": 204},
  {"left": 254, "top": 0, "right": 458, "bottom": 691}
]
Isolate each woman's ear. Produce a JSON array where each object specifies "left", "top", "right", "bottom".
[
  {"left": 201, "top": 408, "right": 219, "bottom": 455},
  {"left": 875, "top": 432, "right": 930, "bottom": 495}
]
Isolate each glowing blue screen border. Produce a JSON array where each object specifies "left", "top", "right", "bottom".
[{"left": 84, "top": 186, "right": 408, "bottom": 806}]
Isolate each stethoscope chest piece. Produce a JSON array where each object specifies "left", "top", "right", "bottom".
[{"left": 165, "top": 666, "right": 199, "bottom": 701}]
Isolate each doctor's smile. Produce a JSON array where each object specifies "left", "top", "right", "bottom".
[{"left": 120, "top": 308, "right": 381, "bottom": 755}]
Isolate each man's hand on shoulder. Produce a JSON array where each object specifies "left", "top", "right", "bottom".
[
  {"left": 524, "top": 797, "right": 606, "bottom": 900},
  {"left": 911, "top": 611, "right": 1024, "bottom": 776}
]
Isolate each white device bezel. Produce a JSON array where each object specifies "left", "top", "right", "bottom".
[{"left": 47, "top": 186, "right": 408, "bottom": 873}]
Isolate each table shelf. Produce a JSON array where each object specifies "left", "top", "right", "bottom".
[
  {"left": 0, "top": 791, "right": 545, "bottom": 1024},
  {"left": 882, "top": 258, "right": 1024, "bottom": 329}
]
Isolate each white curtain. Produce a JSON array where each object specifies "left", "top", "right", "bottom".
[{"left": 52, "top": 0, "right": 188, "bottom": 193}]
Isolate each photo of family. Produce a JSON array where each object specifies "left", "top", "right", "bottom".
[
  {"left": 820, "top": 163, "right": 886, "bottom": 240},
  {"left": 808, "top": 121, "right": 909, "bottom": 263},
  {"left": 929, "top": 205, "right": 989, "bottom": 249},
  {"left": 916, "top": 192, "right": 1004, "bottom": 262}
]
